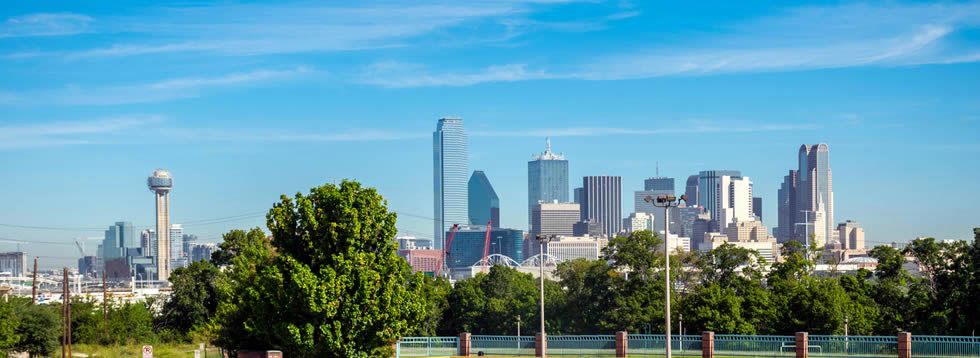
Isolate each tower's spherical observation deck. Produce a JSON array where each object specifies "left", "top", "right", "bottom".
[{"left": 148, "top": 169, "right": 173, "bottom": 192}]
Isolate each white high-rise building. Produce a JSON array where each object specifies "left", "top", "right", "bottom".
[
  {"left": 433, "top": 118, "right": 468, "bottom": 251},
  {"left": 532, "top": 201, "right": 580, "bottom": 237},
  {"left": 717, "top": 175, "right": 754, "bottom": 227},
  {"left": 623, "top": 212, "right": 655, "bottom": 233},
  {"left": 147, "top": 169, "right": 173, "bottom": 281}
]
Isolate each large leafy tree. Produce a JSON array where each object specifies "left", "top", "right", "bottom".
[
  {"left": 220, "top": 181, "right": 426, "bottom": 357},
  {"left": 157, "top": 260, "right": 230, "bottom": 337},
  {"left": 13, "top": 304, "right": 60, "bottom": 357}
]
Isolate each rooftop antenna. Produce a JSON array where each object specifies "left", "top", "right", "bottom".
[
  {"left": 545, "top": 137, "right": 551, "bottom": 153},
  {"left": 656, "top": 161, "right": 660, "bottom": 177}
]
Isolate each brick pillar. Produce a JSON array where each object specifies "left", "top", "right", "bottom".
[
  {"left": 616, "top": 331, "right": 628, "bottom": 357},
  {"left": 702, "top": 332, "right": 714, "bottom": 358},
  {"left": 898, "top": 332, "right": 911, "bottom": 358},
  {"left": 536, "top": 333, "right": 547, "bottom": 358},
  {"left": 459, "top": 333, "right": 472, "bottom": 357},
  {"left": 391, "top": 342, "right": 398, "bottom": 358},
  {"left": 795, "top": 332, "right": 808, "bottom": 358}
]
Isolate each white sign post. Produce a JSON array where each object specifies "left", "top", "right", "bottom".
[
  {"left": 142, "top": 345, "right": 153, "bottom": 358},
  {"left": 194, "top": 350, "right": 201, "bottom": 358}
]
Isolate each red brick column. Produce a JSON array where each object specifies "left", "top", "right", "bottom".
[
  {"left": 702, "top": 332, "right": 714, "bottom": 358},
  {"left": 796, "top": 332, "right": 808, "bottom": 358},
  {"left": 536, "top": 333, "right": 547, "bottom": 357},
  {"left": 459, "top": 333, "right": 472, "bottom": 357},
  {"left": 616, "top": 331, "right": 628, "bottom": 357},
  {"left": 898, "top": 332, "right": 911, "bottom": 358}
]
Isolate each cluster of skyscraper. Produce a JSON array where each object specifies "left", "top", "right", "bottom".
[
  {"left": 426, "top": 117, "right": 867, "bottom": 274},
  {"left": 83, "top": 169, "right": 218, "bottom": 282}
]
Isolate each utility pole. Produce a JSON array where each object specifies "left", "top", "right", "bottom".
[
  {"left": 31, "top": 258, "right": 37, "bottom": 305},
  {"left": 62, "top": 267, "right": 69, "bottom": 358},
  {"left": 103, "top": 271, "right": 108, "bottom": 340}
]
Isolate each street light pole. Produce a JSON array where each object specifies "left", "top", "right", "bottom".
[
  {"left": 517, "top": 315, "right": 521, "bottom": 353},
  {"left": 646, "top": 194, "right": 686, "bottom": 358},
  {"left": 535, "top": 234, "right": 553, "bottom": 357}
]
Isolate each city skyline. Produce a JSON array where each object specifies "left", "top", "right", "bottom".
[{"left": 1, "top": 1, "right": 979, "bottom": 268}]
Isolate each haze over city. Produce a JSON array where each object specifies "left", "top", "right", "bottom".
[{"left": 2, "top": 1, "right": 979, "bottom": 270}]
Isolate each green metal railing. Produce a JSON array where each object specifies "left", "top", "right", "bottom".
[
  {"left": 912, "top": 336, "right": 980, "bottom": 358},
  {"left": 471, "top": 335, "right": 536, "bottom": 356},
  {"left": 715, "top": 334, "right": 796, "bottom": 357},
  {"left": 628, "top": 334, "right": 703, "bottom": 357},
  {"left": 809, "top": 335, "right": 898, "bottom": 358},
  {"left": 396, "top": 334, "right": 980, "bottom": 357},
  {"left": 548, "top": 335, "right": 617, "bottom": 356},
  {"left": 397, "top": 336, "right": 459, "bottom": 357}
]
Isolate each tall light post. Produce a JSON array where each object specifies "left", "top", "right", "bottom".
[
  {"left": 645, "top": 194, "right": 686, "bottom": 358},
  {"left": 535, "top": 234, "right": 554, "bottom": 356},
  {"left": 517, "top": 314, "right": 521, "bottom": 353},
  {"left": 844, "top": 314, "right": 850, "bottom": 353}
]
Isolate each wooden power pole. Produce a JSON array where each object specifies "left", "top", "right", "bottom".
[
  {"left": 103, "top": 271, "right": 108, "bottom": 340},
  {"left": 62, "top": 267, "right": 67, "bottom": 358},
  {"left": 31, "top": 258, "right": 37, "bottom": 305}
]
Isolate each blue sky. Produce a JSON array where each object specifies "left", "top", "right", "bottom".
[{"left": 1, "top": 1, "right": 978, "bottom": 268}]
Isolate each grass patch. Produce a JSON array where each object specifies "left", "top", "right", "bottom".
[{"left": 71, "top": 343, "right": 222, "bottom": 357}]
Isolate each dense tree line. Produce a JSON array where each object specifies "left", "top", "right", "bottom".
[
  {"left": 0, "top": 179, "right": 974, "bottom": 357},
  {"left": 421, "top": 228, "right": 980, "bottom": 336}
]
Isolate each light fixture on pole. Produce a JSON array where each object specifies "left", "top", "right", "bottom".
[
  {"left": 645, "top": 194, "right": 686, "bottom": 358},
  {"left": 535, "top": 234, "right": 555, "bottom": 358}
]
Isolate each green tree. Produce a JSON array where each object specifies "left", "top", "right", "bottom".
[
  {"left": 0, "top": 298, "right": 19, "bottom": 355},
  {"left": 210, "top": 227, "right": 271, "bottom": 267},
  {"left": 107, "top": 302, "right": 157, "bottom": 345},
  {"left": 157, "top": 260, "right": 229, "bottom": 338},
  {"left": 411, "top": 276, "right": 452, "bottom": 336},
  {"left": 69, "top": 299, "right": 104, "bottom": 345},
  {"left": 13, "top": 304, "right": 60, "bottom": 357},
  {"left": 219, "top": 180, "right": 426, "bottom": 358}
]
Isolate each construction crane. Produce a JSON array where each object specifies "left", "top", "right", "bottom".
[
  {"left": 435, "top": 224, "right": 459, "bottom": 277},
  {"left": 74, "top": 239, "right": 87, "bottom": 257},
  {"left": 481, "top": 220, "right": 493, "bottom": 274}
]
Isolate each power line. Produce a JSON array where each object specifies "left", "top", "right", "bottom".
[{"left": 0, "top": 223, "right": 103, "bottom": 231}]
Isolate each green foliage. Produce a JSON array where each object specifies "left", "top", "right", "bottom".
[
  {"left": 107, "top": 302, "right": 158, "bottom": 345},
  {"left": 13, "top": 303, "right": 60, "bottom": 357},
  {"left": 411, "top": 276, "right": 452, "bottom": 336},
  {"left": 219, "top": 180, "right": 426, "bottom": 358},
  {"left": 157, "top": 260, "right": 229, "bottom": 336},
  {"left": 0, "top": 298, "right": 20, "bottom": 355}
]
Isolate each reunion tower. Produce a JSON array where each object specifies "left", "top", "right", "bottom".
[{"left": 148, "top": 169, "right": 173, "bottom": 282}]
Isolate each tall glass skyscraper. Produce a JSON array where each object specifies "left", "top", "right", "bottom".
[
  {"left": 527, "top": 137, "right": 568, "bottom": 232},
  {"left": 697, "top": 170, "right": 742, "bottom": 226},
  {"left": 468, "top": 170, "right": 499, "bottom": 228},
  {"left": 581, "top": 176, "right": 622, "bottom": 236},
  {"left": 433, "top": 118, "right": 468, "bottom": 251},
  {"left": 796, "top": 143, "right": 833, "bottom": 245},
  {"left": 685, "top": 175, "right": 699, "bottom": 207}
]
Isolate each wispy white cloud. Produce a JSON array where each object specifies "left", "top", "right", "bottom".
[
  {"left": 470, "top": 122, "right": 820, "bottom": 137},
  {"left": 7, "top": 67, "right": 312, "bottom": 105},
  {"left": 359, "top": 3, "right": 980, "bottom": 87},
  {"left": 162, "top": 128, "right": 430, "bottom": 142},
  {"left": 0, "top": 12, "right": 94, "bottom": 38},
  {"left": 0, "top": 115, "right": 164, "bottom": 150},
  {"left": 19, "top": 1, "right": 596, "bottom": 58},
  {"left": 361, "top": 62, "right": 560, "bottom": 88}
]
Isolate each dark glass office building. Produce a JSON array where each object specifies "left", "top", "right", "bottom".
[
  {"left": 468, "top": 170, "right": 500, "bottom": 227},
  {"left": 447, "top": 226, "right": 524, "bottom": 268}
]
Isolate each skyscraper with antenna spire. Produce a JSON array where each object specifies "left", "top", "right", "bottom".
[{"left": 528, "top": 137, "right": 568, "bottom": 233}]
